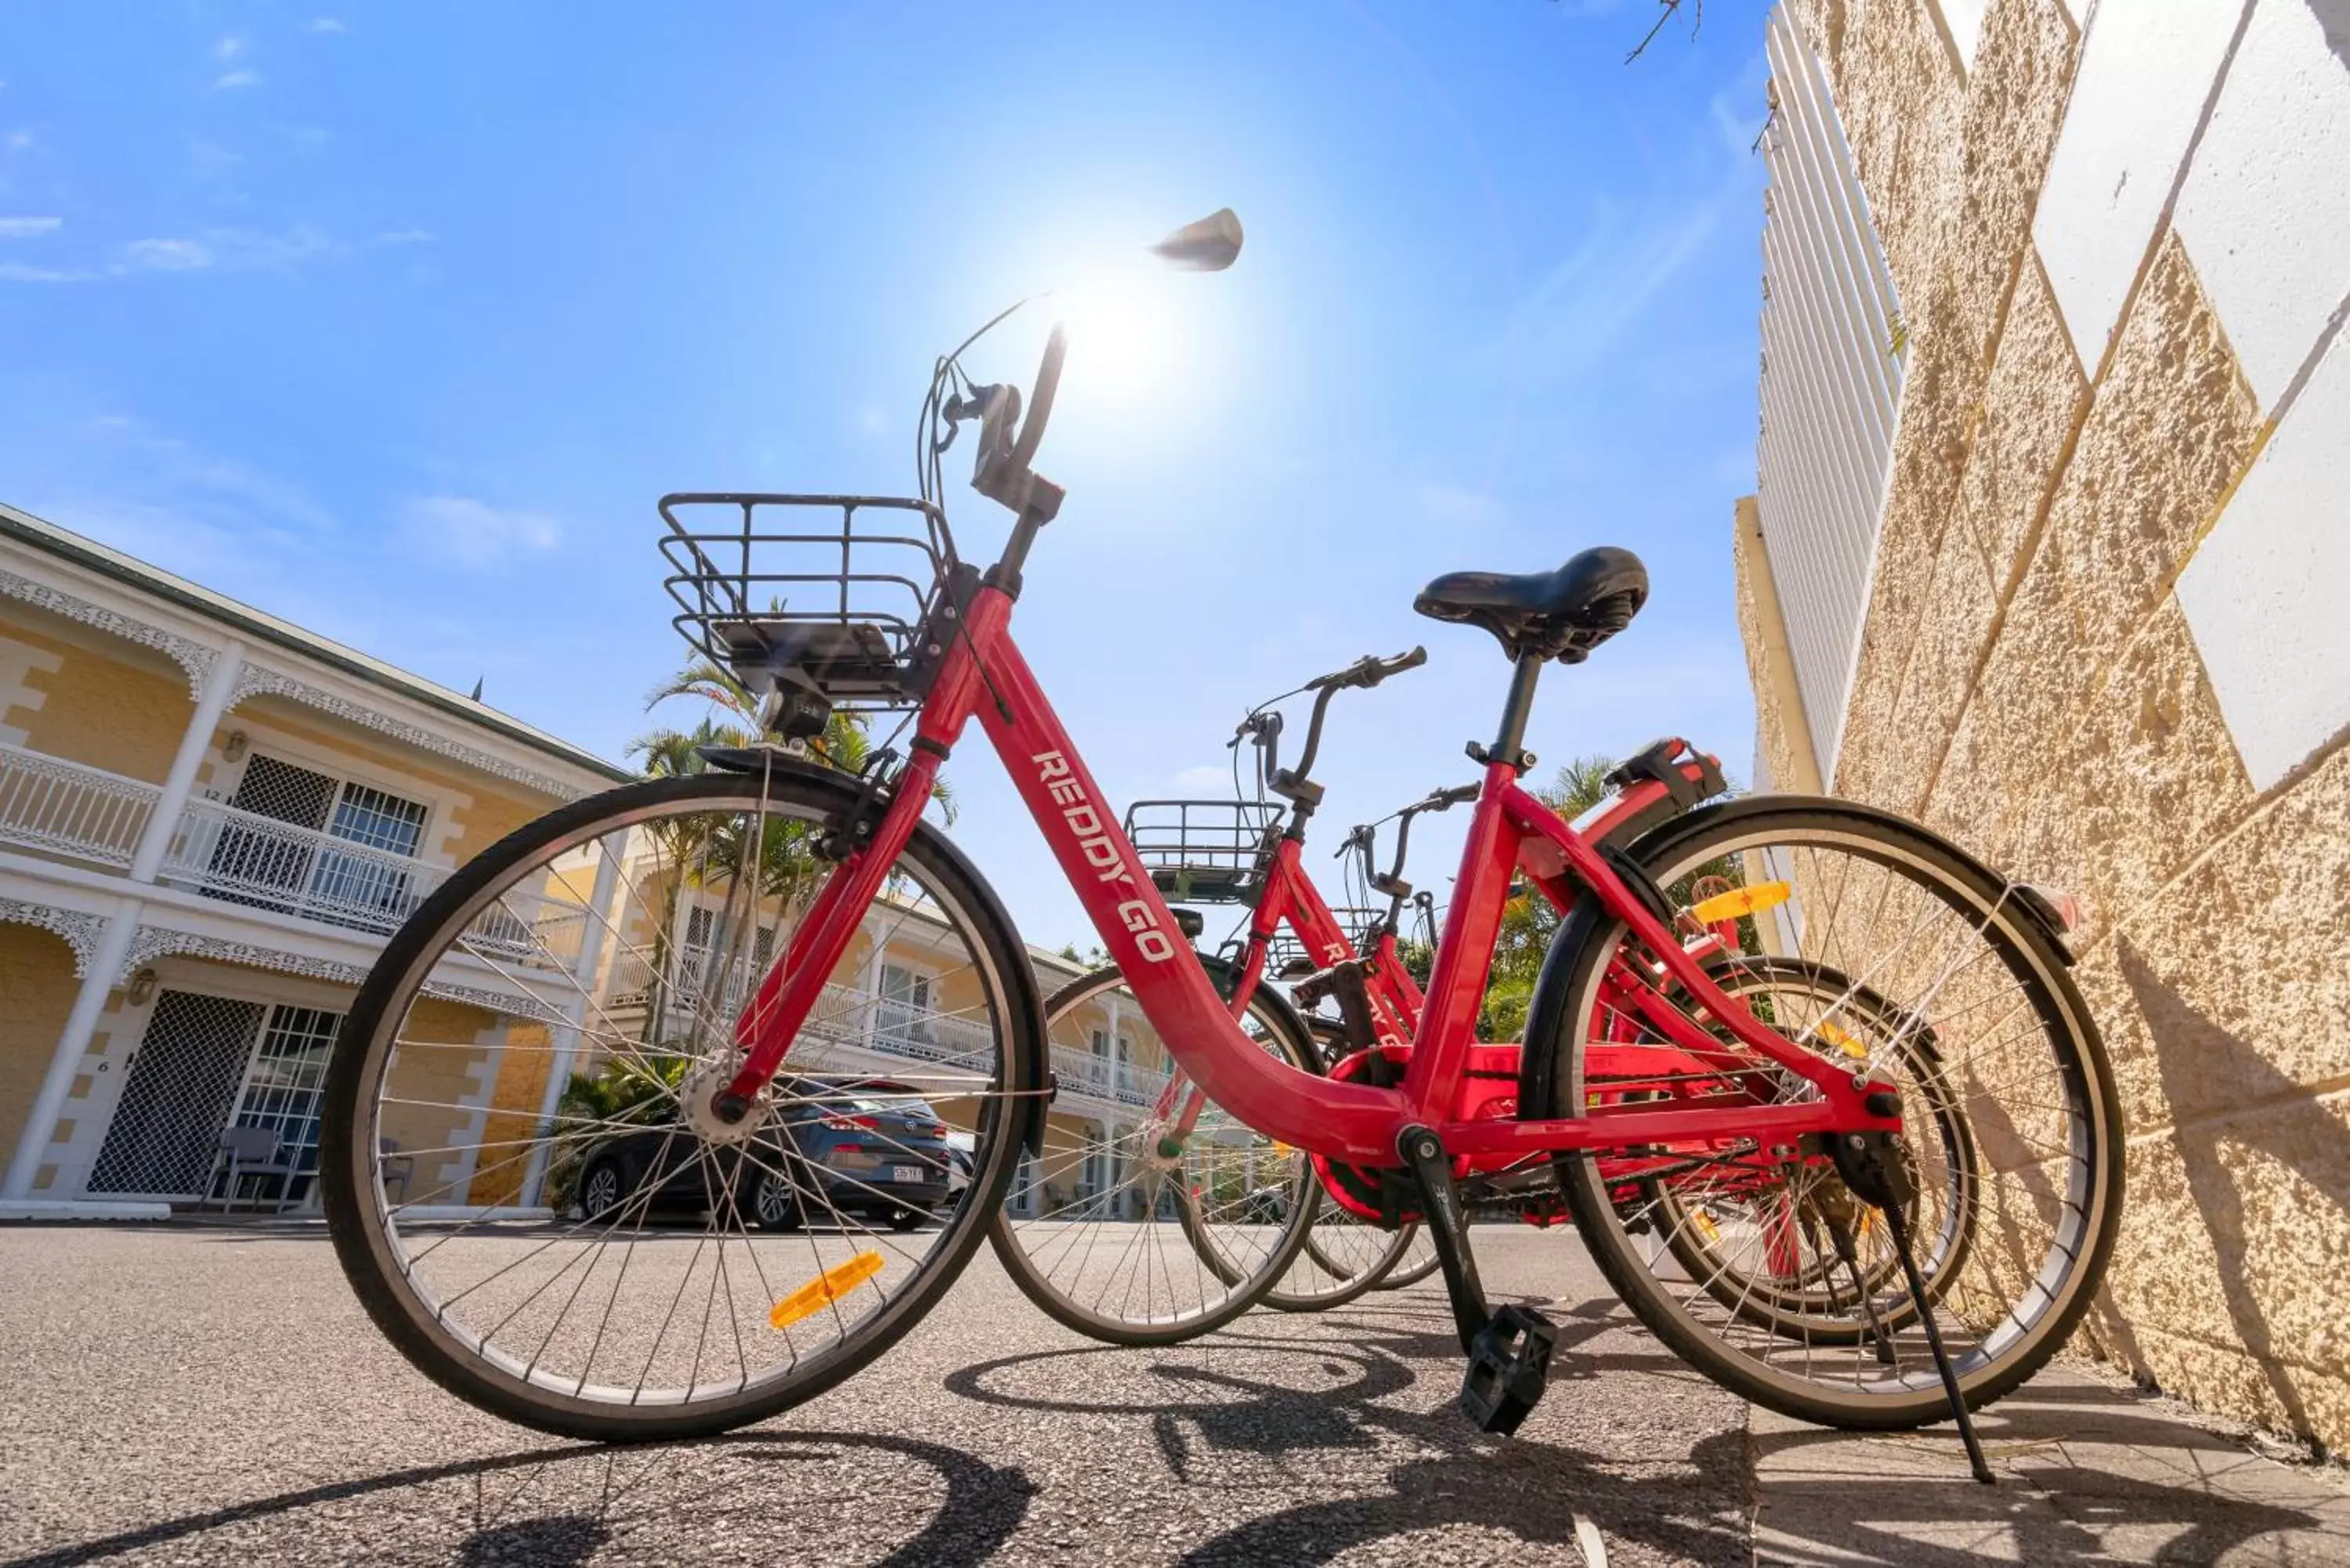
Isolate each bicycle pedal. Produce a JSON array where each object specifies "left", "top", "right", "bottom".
[{"left": 1459, "top": 1304, "right": 1557, "bottom": 1436}]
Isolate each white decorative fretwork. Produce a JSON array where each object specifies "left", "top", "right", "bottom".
[
  {"left": 0, "top": 569, "right": 221, "bottom": 698},
  {"left": 115, "top": 924, "right": 555, "bottom": 1021},
  {"left": 116, "top": 927, "right": 374, "bottom": 989},
  {"left": 231, "top": 663, "right": 585, "bottom": 800},
  {"left": 0, "top": 898, "right": 112, "bottom": 975}
]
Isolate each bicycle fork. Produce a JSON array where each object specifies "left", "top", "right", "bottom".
[{"left": 1397, "top": 1124, "right": 1559, "bottom": 1436}]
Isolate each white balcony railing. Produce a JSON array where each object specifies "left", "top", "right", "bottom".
[
  {"left": 598, "top": 944, "right": 1172, "bottom": 1114},
  {"left": 162, "top": 796, "right": 446, "bottom": 935},
  {"left": 0, "top": 742, "right": 573, "bottom": 966},
  {"left": 158, "top": 796, "right": 551, "bottom": 957},
  {"left": 0, "top": 742, "right": 161, "bottom": 868}
]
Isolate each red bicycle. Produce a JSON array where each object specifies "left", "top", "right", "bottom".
[{"left": 321, "top": 211, "right": 2121, "bottom": 1462}]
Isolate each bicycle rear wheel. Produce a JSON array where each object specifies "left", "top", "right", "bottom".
[
  {"left": 1538, "top": 797, "right": 2121, "bottom": 1430},
  {"left": 1371, "top": 1227, "right": 1441, "bottom": 1290},
  {"left": 987, "top": 962, "right": 1318, "bottom": 1346},
  {"left": 1260, "top": 1209, "right": 1419, "bottom": 1311},
  {"left": 320, "top": 766, "right": 1041, "bottom": 1441}
]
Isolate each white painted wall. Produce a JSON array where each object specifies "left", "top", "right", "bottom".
[
  {"left": 2173, "top": 0, "right": 2350, "bottom": 410},
  {"left": 2177, "top": 330, "right": 2350, "bottom": 789},
  {"left": 2032, "top": 0, "right": 2251, "bottom": 372},
  {"left": 2032, "top": 0, "right": 2350, "bottom": 792}
]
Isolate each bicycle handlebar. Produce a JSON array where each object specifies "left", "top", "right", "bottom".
[
  {"left": 1344, "top": 778, "right": 1480, "bottom": 914},
  {"left": 1010, "top": 323, "right": 1067, "bottom": 470},
  {"left": 1310, "top": 646, "right": 1426, "bottom": 693}
]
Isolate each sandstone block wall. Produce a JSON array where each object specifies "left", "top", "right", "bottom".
[{"left": 1752, "top": 0, "right": 2350, "bottom": 1447}]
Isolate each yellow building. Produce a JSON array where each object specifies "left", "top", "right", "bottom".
[
  {"left": 0, "top": 502, "right": 634, "bottom": 1216},
  {"left": 0, "top": 499, "right": 1169, "bottom": 1220}
]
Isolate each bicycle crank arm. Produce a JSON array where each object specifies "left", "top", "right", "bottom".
[{"left": 1398, "top": 1125, "right": 1558, "bottom": 1437}]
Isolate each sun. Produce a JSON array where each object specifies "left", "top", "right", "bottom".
[{"left": 1056, "top": 267, "right": 1183, "bottom": 403}]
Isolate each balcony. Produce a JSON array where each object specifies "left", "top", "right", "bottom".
[
  {"left": 0, "top": 742, "right": 553, "bottom": 958},
  {"left": 597, "top": 947, "right": 1173, "bottom": 1115},
  {"left": 0, "top": 742, "right": 159, "bottom": 869}
]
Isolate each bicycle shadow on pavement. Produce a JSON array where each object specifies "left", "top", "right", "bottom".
[
  {"left": 1745, "top": 1384, "right": 2344, "bottom": 1567},
  {"left": 6, "top": 1429, "right": 1036, "bottom": 1568},
  {"left": 945, "top": 1288, "right": 2345, "bottom": 1566},
  {"left": 946, "top": 1292, "right": 1755, "bottom": 1563}
]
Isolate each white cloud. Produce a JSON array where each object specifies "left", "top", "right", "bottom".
[
  {"left": 213, "top": 69, "right": 262, "bottom": 91},
  {"left": 399, "top": 496, "right": 564, "bottom": 569},
  {"left": 0, "top": 215, "right": 60, "bottom": 238},
  {"left": 302, "top": 17, "right": 348, "bottom": 34},
  {"left": 122, "top": 226, "right": 333, "bottom": 273},
  {"left": 215, "top": 35, "right": 248, "bottom": 60},
  {"left": 125, "top": 237, "right": 212, "bottom": 271},
  {"left": 0, "top": 225, "right": 396, "bottom": 286},
  {"left": 0, "top": 261, "right": 98, "bottom": 283}
]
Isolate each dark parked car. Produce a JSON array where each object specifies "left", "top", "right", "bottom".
[{"left": 573, "top": 1077, "right": 953, "bottom": 1233}]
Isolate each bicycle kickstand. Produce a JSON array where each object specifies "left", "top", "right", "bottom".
[
  {"left": 1397, "top": 1125, "right": 1556, "bottom": 1436},
  {"left": 1834, "top": 1131, "right": 1996, "bottom": 1486}
]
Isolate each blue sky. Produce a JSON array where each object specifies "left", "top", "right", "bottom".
[{"left": 0, "top": 1, "right": 1768, "bottom": 949}]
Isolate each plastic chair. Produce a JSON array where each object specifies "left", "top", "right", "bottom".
[{"left": 211, "top": 1125, "right": 297, "bottom": 1212}]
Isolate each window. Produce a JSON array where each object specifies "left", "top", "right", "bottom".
[
  {"left": 879, "top": 962, "right": 934, "bottom": 1051},
  {"left": 231, "top": 1004, "right": 342, "bottom": 1201},
  {"left": 207, "top": 753, "right": 431, "bottom": 930}
]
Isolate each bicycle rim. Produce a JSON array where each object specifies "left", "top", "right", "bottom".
[
  {"left": 988, "top": 963, "right": 1318, "bottom": 1345},
  {"left": 320, "top": 768, "right": 1039, "bottom": 1440},
  {"left": 1546, "top": 800, "right": 2120, "bottom": 1429}
]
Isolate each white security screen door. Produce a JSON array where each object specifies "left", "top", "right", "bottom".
[{"left": 87, "top": 991, "right": 266, "bottom": 1198}]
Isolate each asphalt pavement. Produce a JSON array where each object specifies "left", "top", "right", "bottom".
[{"left": 2, "top": 1223, "right": 2342, "bottom": 1566}]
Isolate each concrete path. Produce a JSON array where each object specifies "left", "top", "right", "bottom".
[{"left": 1, "top": 1223, "right": 2340, "bottom": 1566}]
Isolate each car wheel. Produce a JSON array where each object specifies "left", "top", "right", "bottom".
[
  {"left": 751, "top": 1169, "right": 804, "bottom": 1232},
  {"left": 889, "top": 1209, "right": 923, "bottom": 1233},
  {"left": 579, "top": 1157, "right": 628, "bottom": 1223}
]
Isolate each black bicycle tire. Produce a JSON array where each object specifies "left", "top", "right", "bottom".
[
  {"left": 1535, "top": 796, "right": 2123, "bottom": 1431},
  {"left": 320, "top": 766, "right": 1043, "bottom": 1442},
  {"left": 985, "top": 961, "right": 1321, "bottom": 1346}
]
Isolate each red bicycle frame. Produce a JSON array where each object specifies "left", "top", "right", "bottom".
[{"left": 725, "top": 580, "right": 1900, "bottom": 1169}]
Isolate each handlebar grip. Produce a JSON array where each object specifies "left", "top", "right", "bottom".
[
  {"left": 1318, "top": 645, "right": 1429, "bottom": 692},
  {"left": 1010, "top": 324, "right": 1067, "bottom": 469},
  {"left": 1361, "top": 645, "right": 1427, "bottom": 687},
  {"left": 1434, "top": 782, "right": 1480, "bottom": 808}
]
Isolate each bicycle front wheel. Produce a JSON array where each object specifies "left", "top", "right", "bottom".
[
  {"left": 988, "top": 961, "right": 1319, "bottom": 1346},
  {"left": 1541, "top": 797, "right": 2121, "bottom": 1430},
  {"left": 320, "top": 765, "right": 1042, "bottom": 1441}
]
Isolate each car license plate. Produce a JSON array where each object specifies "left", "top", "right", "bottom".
[{"left": 891, "top": 1165, "right": 924, "bottom": 1184}]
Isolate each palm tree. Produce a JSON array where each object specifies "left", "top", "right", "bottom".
[{"left": 622, "top": 657, "right": 956, "bottom": 1046}]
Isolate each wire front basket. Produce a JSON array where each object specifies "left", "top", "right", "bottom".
[
  {"left": 660, "top": 493, "right": 960, "bottom": 711},
  {"left": 1123, "top": 799, "right": 1283, "bottom": 903}
]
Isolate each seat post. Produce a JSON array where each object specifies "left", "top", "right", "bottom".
[{"left": 1481, "top": 656, "right": 1542, "bottom": 771}]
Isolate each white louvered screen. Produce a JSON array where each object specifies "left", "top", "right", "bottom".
[{"left": 1755, "top": 5, "right": 1907, "bottom": 780}]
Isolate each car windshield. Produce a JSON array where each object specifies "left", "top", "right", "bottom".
[{"left": 842, "top": 1093, "right": 936, "bottom": 1119}]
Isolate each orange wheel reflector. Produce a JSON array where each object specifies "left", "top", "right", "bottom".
[
  {"left": 1816, "top": 1018, "right": 1869, "bottom": 1060},
  {"left": 769, "top": 1250, "right": 884, "bottom": 1330},
  {"left": 1689, "top": 880, "right": 1791, "bottom": 924},
  {"left": 1691, "top": 1209, "right": 1722, "bottom": 1245}
]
